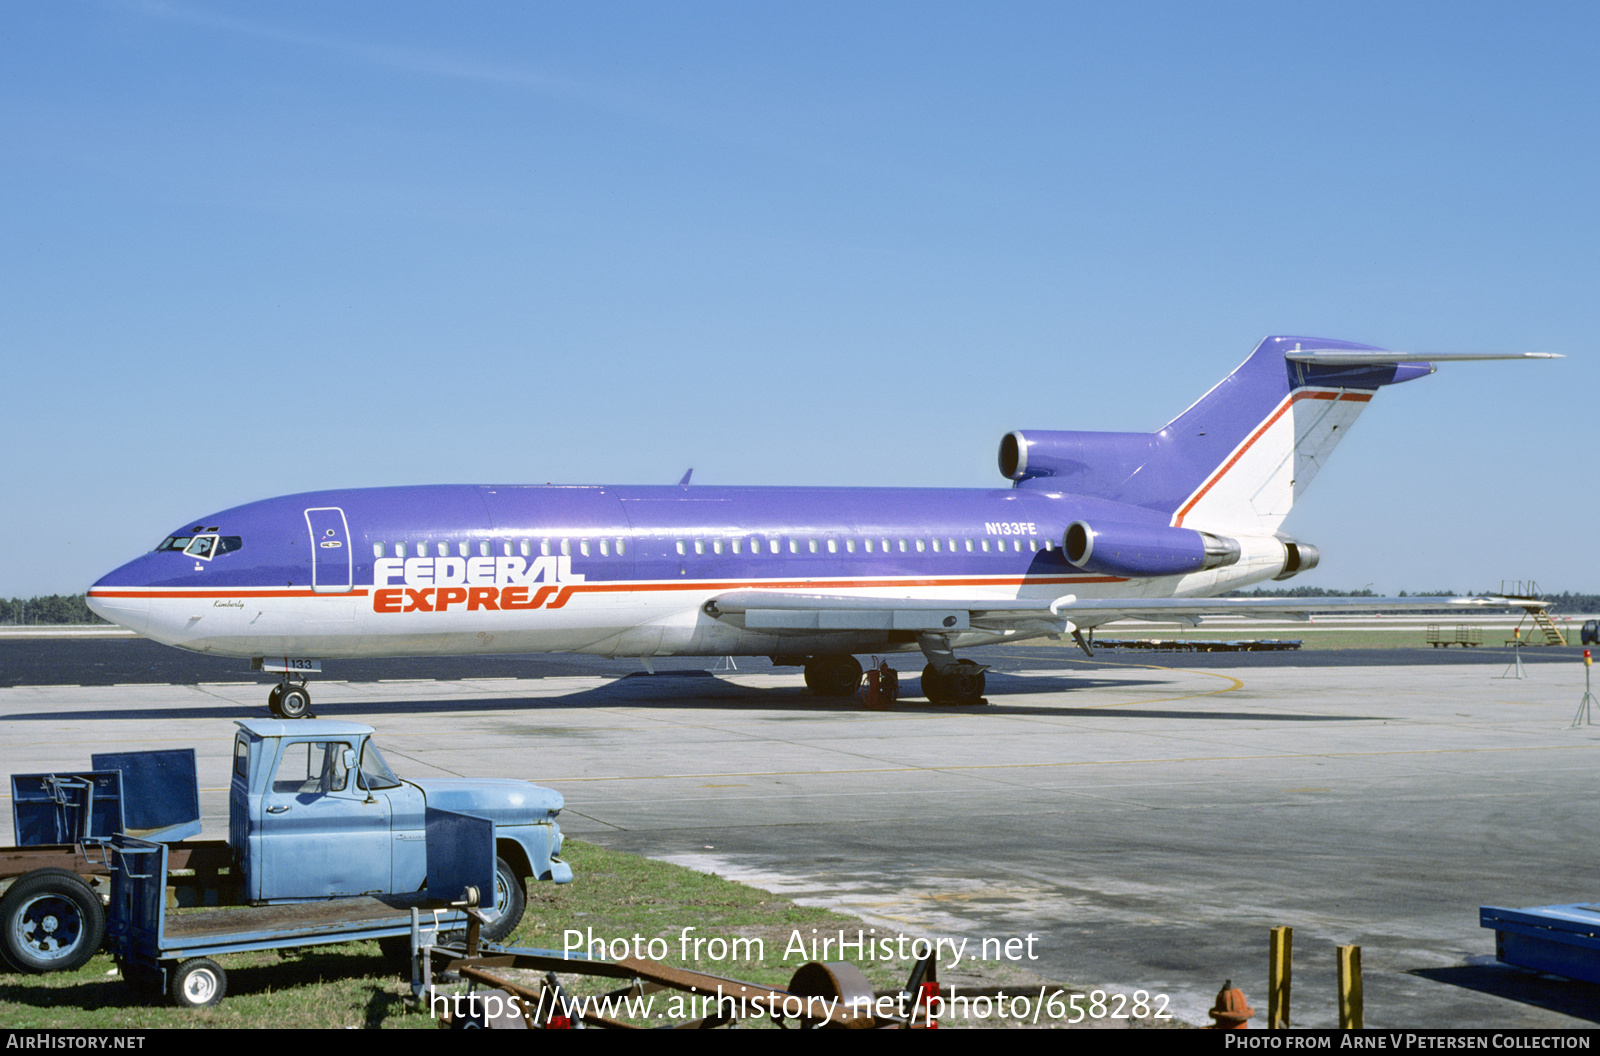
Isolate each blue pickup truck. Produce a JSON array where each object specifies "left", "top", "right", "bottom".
[{"left": 2, "top": 720, "right": 571, "bottom": 979}]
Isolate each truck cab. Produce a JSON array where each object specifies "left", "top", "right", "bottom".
[{"left": 227, "top": 720, "right": 569, "bottom": 935}]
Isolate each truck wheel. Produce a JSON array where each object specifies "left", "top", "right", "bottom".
[
  {"left": 0, "top": 869, "right": 106, "bottom": 973},
  {"left": 170, "top": 957, "right": 227, "bottom": 1007},
  {"left": 479, "top": 857, "right": 525, "bottom": 943}
]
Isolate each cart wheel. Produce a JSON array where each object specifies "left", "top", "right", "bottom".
[
  {"left": 170, "top": 957, "right": 227, "bottom": 1007},
  {"left": 0, "top": 868, "right": 106, "bottom": 973},
  {"left": 479, "top": 857, "right": 525, "bottom": 943}
]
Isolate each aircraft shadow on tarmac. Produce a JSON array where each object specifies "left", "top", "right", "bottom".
[
  {"left": 4, "top": 669, "right": 1381, "bottom": 725},
  {"left": 1411, "top": 963, "right": 1600, "bottom": 1024}
]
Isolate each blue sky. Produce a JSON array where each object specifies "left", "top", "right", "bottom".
[{"left": 3, "top": 1, "right": 1595, "bottom": 597}]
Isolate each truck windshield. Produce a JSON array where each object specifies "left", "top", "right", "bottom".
[{"left": 359, "top": 740, "right": 402, "bottom": 790}]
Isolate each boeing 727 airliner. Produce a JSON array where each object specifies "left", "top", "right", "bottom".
[{"left": 86, "top": 336, "right": 1556, "bottom": 717}]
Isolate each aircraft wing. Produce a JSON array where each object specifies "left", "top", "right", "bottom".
[{"left": 702, "top": 589, "right": 1544, "bottom": 636}]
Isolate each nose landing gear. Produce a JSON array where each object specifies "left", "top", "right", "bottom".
[
  {"left": 267, "top": 678, "right": 314, "bottom": 719},
  {"left": 253, "top": 658, "right": 322, "bottom": 719}
]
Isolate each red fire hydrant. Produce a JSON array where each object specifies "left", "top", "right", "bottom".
[{"left": 1207, "top": 979, "right": 1254, "bottom": 1029}]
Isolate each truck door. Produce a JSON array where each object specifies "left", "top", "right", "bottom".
[
  {"left": 257, "top": 738, "right": 392, "bottom": 900},
  {"left": 304, "top": 507, "right": 353, "bottom": 594}
]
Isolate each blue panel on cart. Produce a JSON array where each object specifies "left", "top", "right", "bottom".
[
  {"left": 91, "top": 749, "right": 201, "bottom": 842},
  {"left": 11, "top": 770, "right": 124, "bottom": 846},
  {"left": 424, "top": 808, "right": 496, "bottom": 910},
  {"left": 1481, "top": 904, "right": 1600, "bottom": 985}
]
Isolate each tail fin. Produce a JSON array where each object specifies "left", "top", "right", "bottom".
[
  {"left": 1004, "top": 335, "right": 1435, "bottom": 535},
  {"left": 1163, "top": 335, "right": 1440, "bottom": 533}
]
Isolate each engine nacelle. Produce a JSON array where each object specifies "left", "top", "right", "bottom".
[
  {"left": 1272, "top": 540, "right": 1320, "bottom": 581},
  {"left": 999, "top": 430, "right": 1156, "bottom": 487},
  {"left": 1063, "top": 520, "right": 1242, "bottom": 578}
]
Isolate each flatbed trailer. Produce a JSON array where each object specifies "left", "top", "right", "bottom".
[
  {"left": 1, "top": 750, "right": 226, "bottom": 973},
  {"left": 3, "top": 720, "right": 570, "bottom": 976},
  {"left": 111, "top": 807, "right": 496, "bottom": 1007}
]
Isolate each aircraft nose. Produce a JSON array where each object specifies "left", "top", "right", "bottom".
[{"left": 86, "top": 560, "right": 154, "bottom": 636}]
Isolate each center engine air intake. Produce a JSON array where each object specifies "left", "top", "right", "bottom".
[{"left": 1064, "top": 520, "right": 1242, "bottom": 578}]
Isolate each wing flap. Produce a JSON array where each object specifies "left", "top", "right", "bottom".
[
  {"left": 703, "top": 589, "right": 1543, "bottom": 636},
  {"left": 741, "top": 608, "right": 970, "bottom": 632}
]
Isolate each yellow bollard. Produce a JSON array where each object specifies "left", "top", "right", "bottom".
[
  {"left": 1337, "top": 945, "right": 1363, "bottom": 1029},
  {"left": 1268, "top": 926, "right": 1292, "bottom": 1029}
]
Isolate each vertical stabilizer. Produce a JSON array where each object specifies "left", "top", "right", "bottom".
[
  {"left": 1166, "top": 336, "right": 1429, "bottom": 534},
  {"left": 1009, "top": 336, "right": 1435, "bottom": 535}
]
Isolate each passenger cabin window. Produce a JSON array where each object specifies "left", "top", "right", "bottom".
[
  {"left": 560, "top": 539, "right": 571, "bottom": 556},
  {"left": 373, "top": 543, "right": 385, "bottom": 559},
  {"left": 395, "top": 542, "right": 407, "bottom": 558}
]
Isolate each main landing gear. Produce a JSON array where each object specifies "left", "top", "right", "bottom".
[
  {"left": 267, "top": 677, "right": 313, "bottom": 720},
  {"left": 920, "top": 659, "right": 986, "bottom": 705},
  {"left": 917, "top": 634, "right": 988, "bottom": 705},
  {"left": 798, "top": 646, "right": 987, "bottom": 705},
  {"left": 803, "top": 655, "right": 863, "bottom": 697}
]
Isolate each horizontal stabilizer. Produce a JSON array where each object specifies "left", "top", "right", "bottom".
[{"left": 1285, "top": 350, "right": 1562, "bottom": 366}]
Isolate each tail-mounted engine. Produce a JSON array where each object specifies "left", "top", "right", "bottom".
[
  {"left": 1063, "top": 521, "right": 1241, "bottom": 578},
  {"left": 1273, "top": 539, "right": 1320, "bottom": 581}
]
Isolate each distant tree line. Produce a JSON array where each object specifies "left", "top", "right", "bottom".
[
  {"left": 1228, "top": 587, "right": 1600, "bottom": 614},
  {"left": 0, "top": 595, "right": 110, "bottom": 625}
]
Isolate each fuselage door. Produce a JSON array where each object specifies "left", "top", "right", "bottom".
[{"left": 305, "top": 507, "right": 353, "bottom": 594}]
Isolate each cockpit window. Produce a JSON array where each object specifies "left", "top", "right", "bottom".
[{"left": 169, "top": 535, "right": 242, "bottom": 560}]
